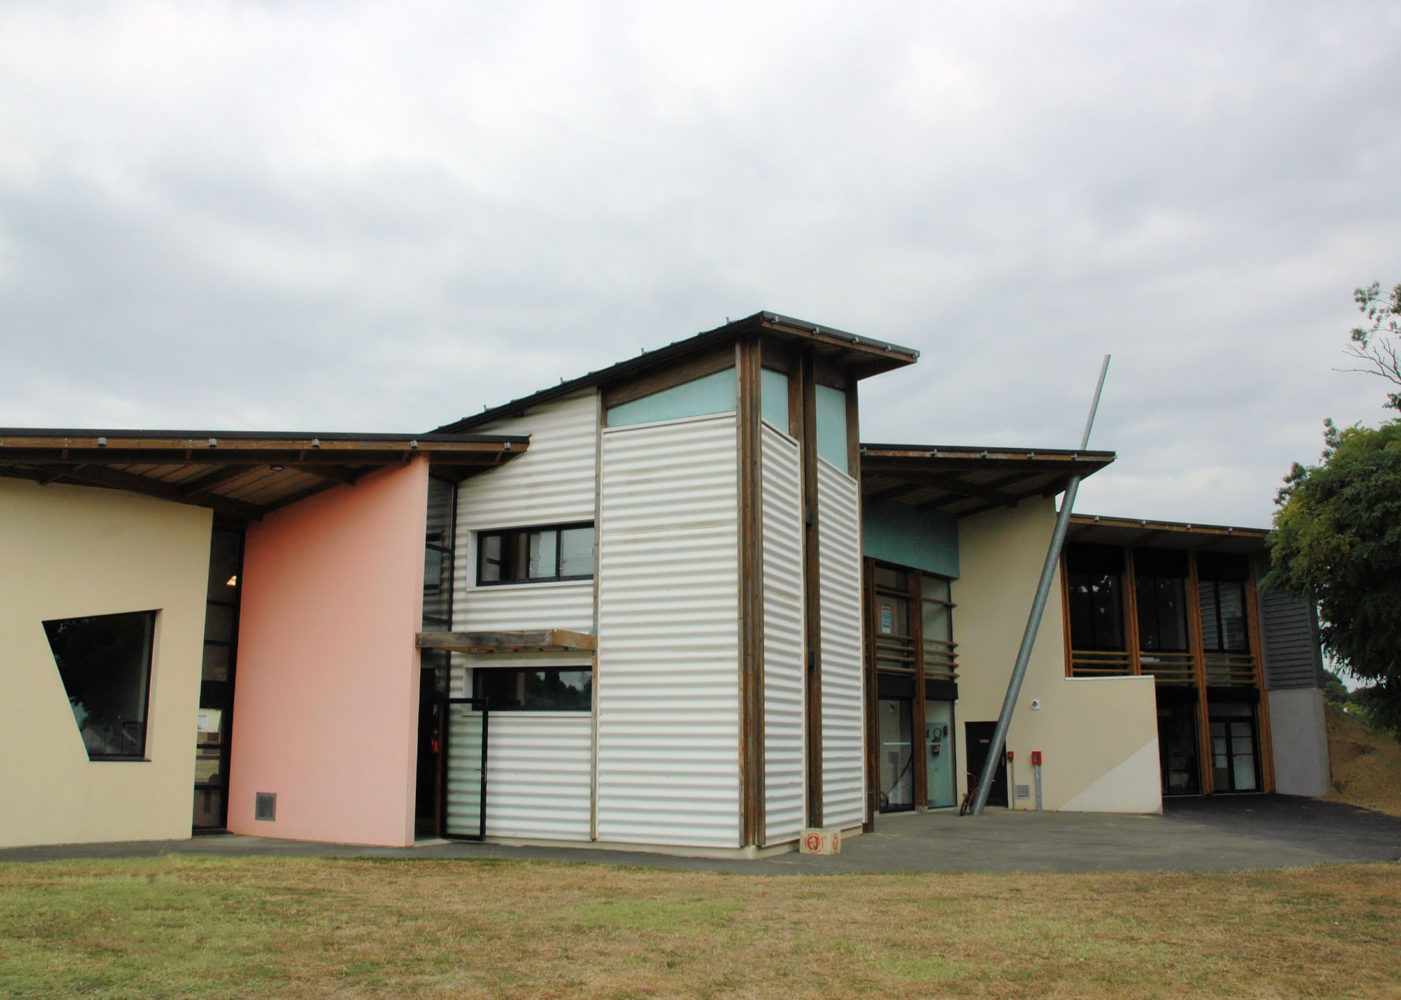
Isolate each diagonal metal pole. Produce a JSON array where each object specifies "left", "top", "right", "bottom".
[{"left": 970, "top": 354, "right": 1111, "bottom": 815}]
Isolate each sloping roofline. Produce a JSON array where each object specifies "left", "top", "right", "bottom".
[
  {"left": 0, "top": 428, "right": 529, "bottom": 521},
  {"left": 433, "top": 311, "right": 919, "bottom": 433},
  {"left": 859, "top": 442, "right": 1116, "bottom": 519}
]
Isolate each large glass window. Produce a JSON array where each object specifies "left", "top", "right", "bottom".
[
  {"left": 477, "top": 524, "right": 594, "bottom": 585},
  {"left": 1197, "top": 553, "right": 1250, "bottom": 653},
  {"left": 1134, "top": 549, "right": 1189, "bottom": 652},
  {"left": 43, "top": 610, "right": 157, "bottom": 760},
  {"left": 1065, "top": 545, "right": 1125, "bottom": 651},
  {"left": 473, "top": 668, "right": 592, "bottom": 711}
]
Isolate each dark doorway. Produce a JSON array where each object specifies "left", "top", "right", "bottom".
[
  {"left": 1157, "top": 695, "right": 1200, "bottom": 795},
  {"left": 964, "top": 721, "right": 1008, "bottom": 807},
  {"left": 415, "top": 660, "right": 448, "bottom": 838}
]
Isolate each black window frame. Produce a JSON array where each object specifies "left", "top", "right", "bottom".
[
  {"left": 43, "top": 609, "right": 158, "bottom": 762},
  {"left": 472, "top": 667, "right": 593, "bottom": 711},
  {"left": 476, "top": 523, "right": 594, "bottom": 586}
]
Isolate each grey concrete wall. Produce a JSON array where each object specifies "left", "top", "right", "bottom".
[{"left": 1268, "top": 687, "right": 1331, "bottom": 797}]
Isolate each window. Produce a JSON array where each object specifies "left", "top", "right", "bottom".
[
  {"left": 474, "top": 668, "right": 592, "bottom": 710},
  {"left": 43, "top": 610, "right": 157, "bottom": 760},
  {"left": 1197, "top": 553, "right": 1250, "bottom": 653},
  {"left": 423, "top": 476, "right": 456, "bottom": 629},
  {"left": 1065, "top": 545, "right": 1125, "bottom": 651},
  {"left": 1134, "top": 549, "right": 1189, "bottom": 653},
  {"left": 477, "top": 524, "right": 594, "bottom": 585}
]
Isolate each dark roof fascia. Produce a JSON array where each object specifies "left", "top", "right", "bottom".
[
  {"left": 434, "top": 311, "right": 919, "bottom": 434},
  {"left": 0, "top": 428, "right": 526, "bottom": 446},
  {"left": 861, "top": 443, "right": 1117, "bottom": 465},
  {"left": 1069, "top": 512, "right": 1270, "bottom": 539}
]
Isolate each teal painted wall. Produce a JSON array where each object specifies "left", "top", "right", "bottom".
[
  {"left": 863, "top": 499, "right": 959, "bottom": 578},
  {"left": 814, "top": 384, "right": 848, "bottom": 468},
  {"left": 761, "top": 368, "right": 790, "bottom": 431},
  {"left": 605, "top": 367, "right": 737, "bottom": 427}
]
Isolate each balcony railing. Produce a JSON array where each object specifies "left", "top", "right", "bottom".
[
  {"left": 1069, "top": 648, "right": 1259, "bottom": 687},
  {"left": 875, "top": 632, "right": 958, "bottom": 681}
]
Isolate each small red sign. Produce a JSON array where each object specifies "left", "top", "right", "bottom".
[{"left": 805, "top": 833, "right": 822, "bottom": 852}]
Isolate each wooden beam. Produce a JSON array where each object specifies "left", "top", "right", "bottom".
[{"left": 416, "top": 629, "right": 598, "bottom": 654}]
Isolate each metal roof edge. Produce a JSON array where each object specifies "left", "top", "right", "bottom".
[{"left": 433, "top": 311, "right": 918, "bottom": 434}]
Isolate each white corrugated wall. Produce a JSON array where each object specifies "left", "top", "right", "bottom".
[
  {"left": 595, "top": 413, "right": 742, "bottom": 848},
  {"left": 818, "top": 458, "right": 866, "bottom": 828},
  {"left": 482, "top": 712, "right": 592, "bottom": 841},
  {"left": 453, "top": 390, "right": 598, "bottom": 634},
  {"left": 760, "top": 423, "right": 806, "bottom": 844}
]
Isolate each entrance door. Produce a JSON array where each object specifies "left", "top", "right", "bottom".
[
  {"left": 442, "top": 698, "right": 488, "bottom": 839},
  {"left": 878, "top": 698, "right": 914, "bottom": 811},
  {"left": 415, "top": 663, "right": 448, "bottom": 838},
  {"left": 925, "top": 701, "right": 956, "bottom": 808},
  {"left": 1156, "top": 698, "right": 1200, "bottom": 795},
  {"left": 964, "top": 721, "right": 1008, "bottom": 807},
  {"left": 1209, "top": 702, "right": 1260, "bottom": 792}
]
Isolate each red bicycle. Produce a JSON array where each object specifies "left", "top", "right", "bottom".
[{"left": 958, "top": 770, "right": 979, "bottom": 816}]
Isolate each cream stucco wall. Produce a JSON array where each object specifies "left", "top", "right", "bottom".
[
  {"left": 953, "top": 499, "right": 1161, "bottom": 814},
  {"left": 0, "top": 479, "right": 211, "bottom": 847}
]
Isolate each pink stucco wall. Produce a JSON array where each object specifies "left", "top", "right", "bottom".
[{"left": 228, "top": 460, "right": 428, "bottom": 846}]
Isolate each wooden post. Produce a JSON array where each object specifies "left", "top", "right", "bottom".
[
  {"left": 800, "top": 348, "right": 823, "bottom": 829},
  {"left": 736, "top": 337, "right": 766, "bottom": 846}
]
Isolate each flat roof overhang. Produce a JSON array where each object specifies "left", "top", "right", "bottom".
[
  {"left": 0, "top": 428, "right": 530, "bottom": 522},
  {"left": 860, "top": 443, "right": 1117, "bottom": 519},
  {"left": 1067, "top": 513, "right": 1269, "bottom": 554}
]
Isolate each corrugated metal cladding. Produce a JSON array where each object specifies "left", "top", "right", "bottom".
[
  {"left": 482, "top": 713, "right": 592, "bottom": 841},
  {"left": 817, "top": 459, "right": 866, "bottom": 829},
  {"left": 453, "top": 391, "right": 599, "bottom": 633},
  {"left": 595, "top": 413, "right": 742, "bottom": 848},
  {"left": 1258, "top": 585, "right": 1325, "bottom": 690},
  {"left": 761, "top": 424, "right": 806, "bottom": 844}
]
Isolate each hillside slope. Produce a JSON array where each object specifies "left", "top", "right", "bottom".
[{"left": 1322, "top": 703, "right": 1401, "bottom": 817}]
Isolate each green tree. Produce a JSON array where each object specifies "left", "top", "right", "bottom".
[{"left": 1267, "top": 418, "right": 1401, "bottom": 723}]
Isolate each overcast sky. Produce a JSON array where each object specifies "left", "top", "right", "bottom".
[{"left": 3, "top": 0, "right": 1400, "bottom": 528}]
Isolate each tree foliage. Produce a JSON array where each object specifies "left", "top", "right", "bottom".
[
  {"left": 1346, "top": 280, "right": 1401, "bottom": 411},
  {"left": 1267, "top": 418, "right": 1401, "bottom": 706}
]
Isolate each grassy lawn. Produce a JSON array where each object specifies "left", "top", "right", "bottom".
[{"left": 2, "top": 857, "right": 1399, "bottom": 999}]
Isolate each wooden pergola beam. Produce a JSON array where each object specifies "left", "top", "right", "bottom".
[{"left": 415, "top": 629, "right": 598, "bottom": 654}]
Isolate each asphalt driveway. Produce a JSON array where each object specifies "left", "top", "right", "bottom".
[{"left": 4, "top": 795, "right": 1399, "bottom": 875}]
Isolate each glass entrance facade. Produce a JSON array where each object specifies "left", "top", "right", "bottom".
[{"left": 866, "top": 559, "right": 958, "bottom": 814}]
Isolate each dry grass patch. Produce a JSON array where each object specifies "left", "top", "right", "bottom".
[
  {"left": 1326, "top": 704, "right": 1401, "bottom": 817},
  {"left": 2, "top": 856, "right": 1400, "bottom": 999}
]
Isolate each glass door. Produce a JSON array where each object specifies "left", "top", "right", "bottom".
[
  {"left": 925, "top": 701, "right": 955, "bottom": 807},
  {"left": 443, "top": 698, "right": 488, "bottom": 839},
  {"left": 1209, "top": 703, "right": 1259, "bottom": 792},
  {"left": 878, "top": 698, "right": 914, "bottom": 811}
]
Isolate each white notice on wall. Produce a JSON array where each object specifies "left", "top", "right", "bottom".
[{"left": 197, "top": 711, "right": 210, "bottom": 732}]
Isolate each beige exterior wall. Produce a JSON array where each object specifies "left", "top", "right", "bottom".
[
  {"left": 954, "top": 499, "right": 1161, "bottom": 814},
  {"left": 0, "top": 479, "right": 211, "bottom": 847}
]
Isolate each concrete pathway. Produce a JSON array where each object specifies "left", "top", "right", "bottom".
[{"left": 4, "top": 795, "right": 1399, "bottom": 875}]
